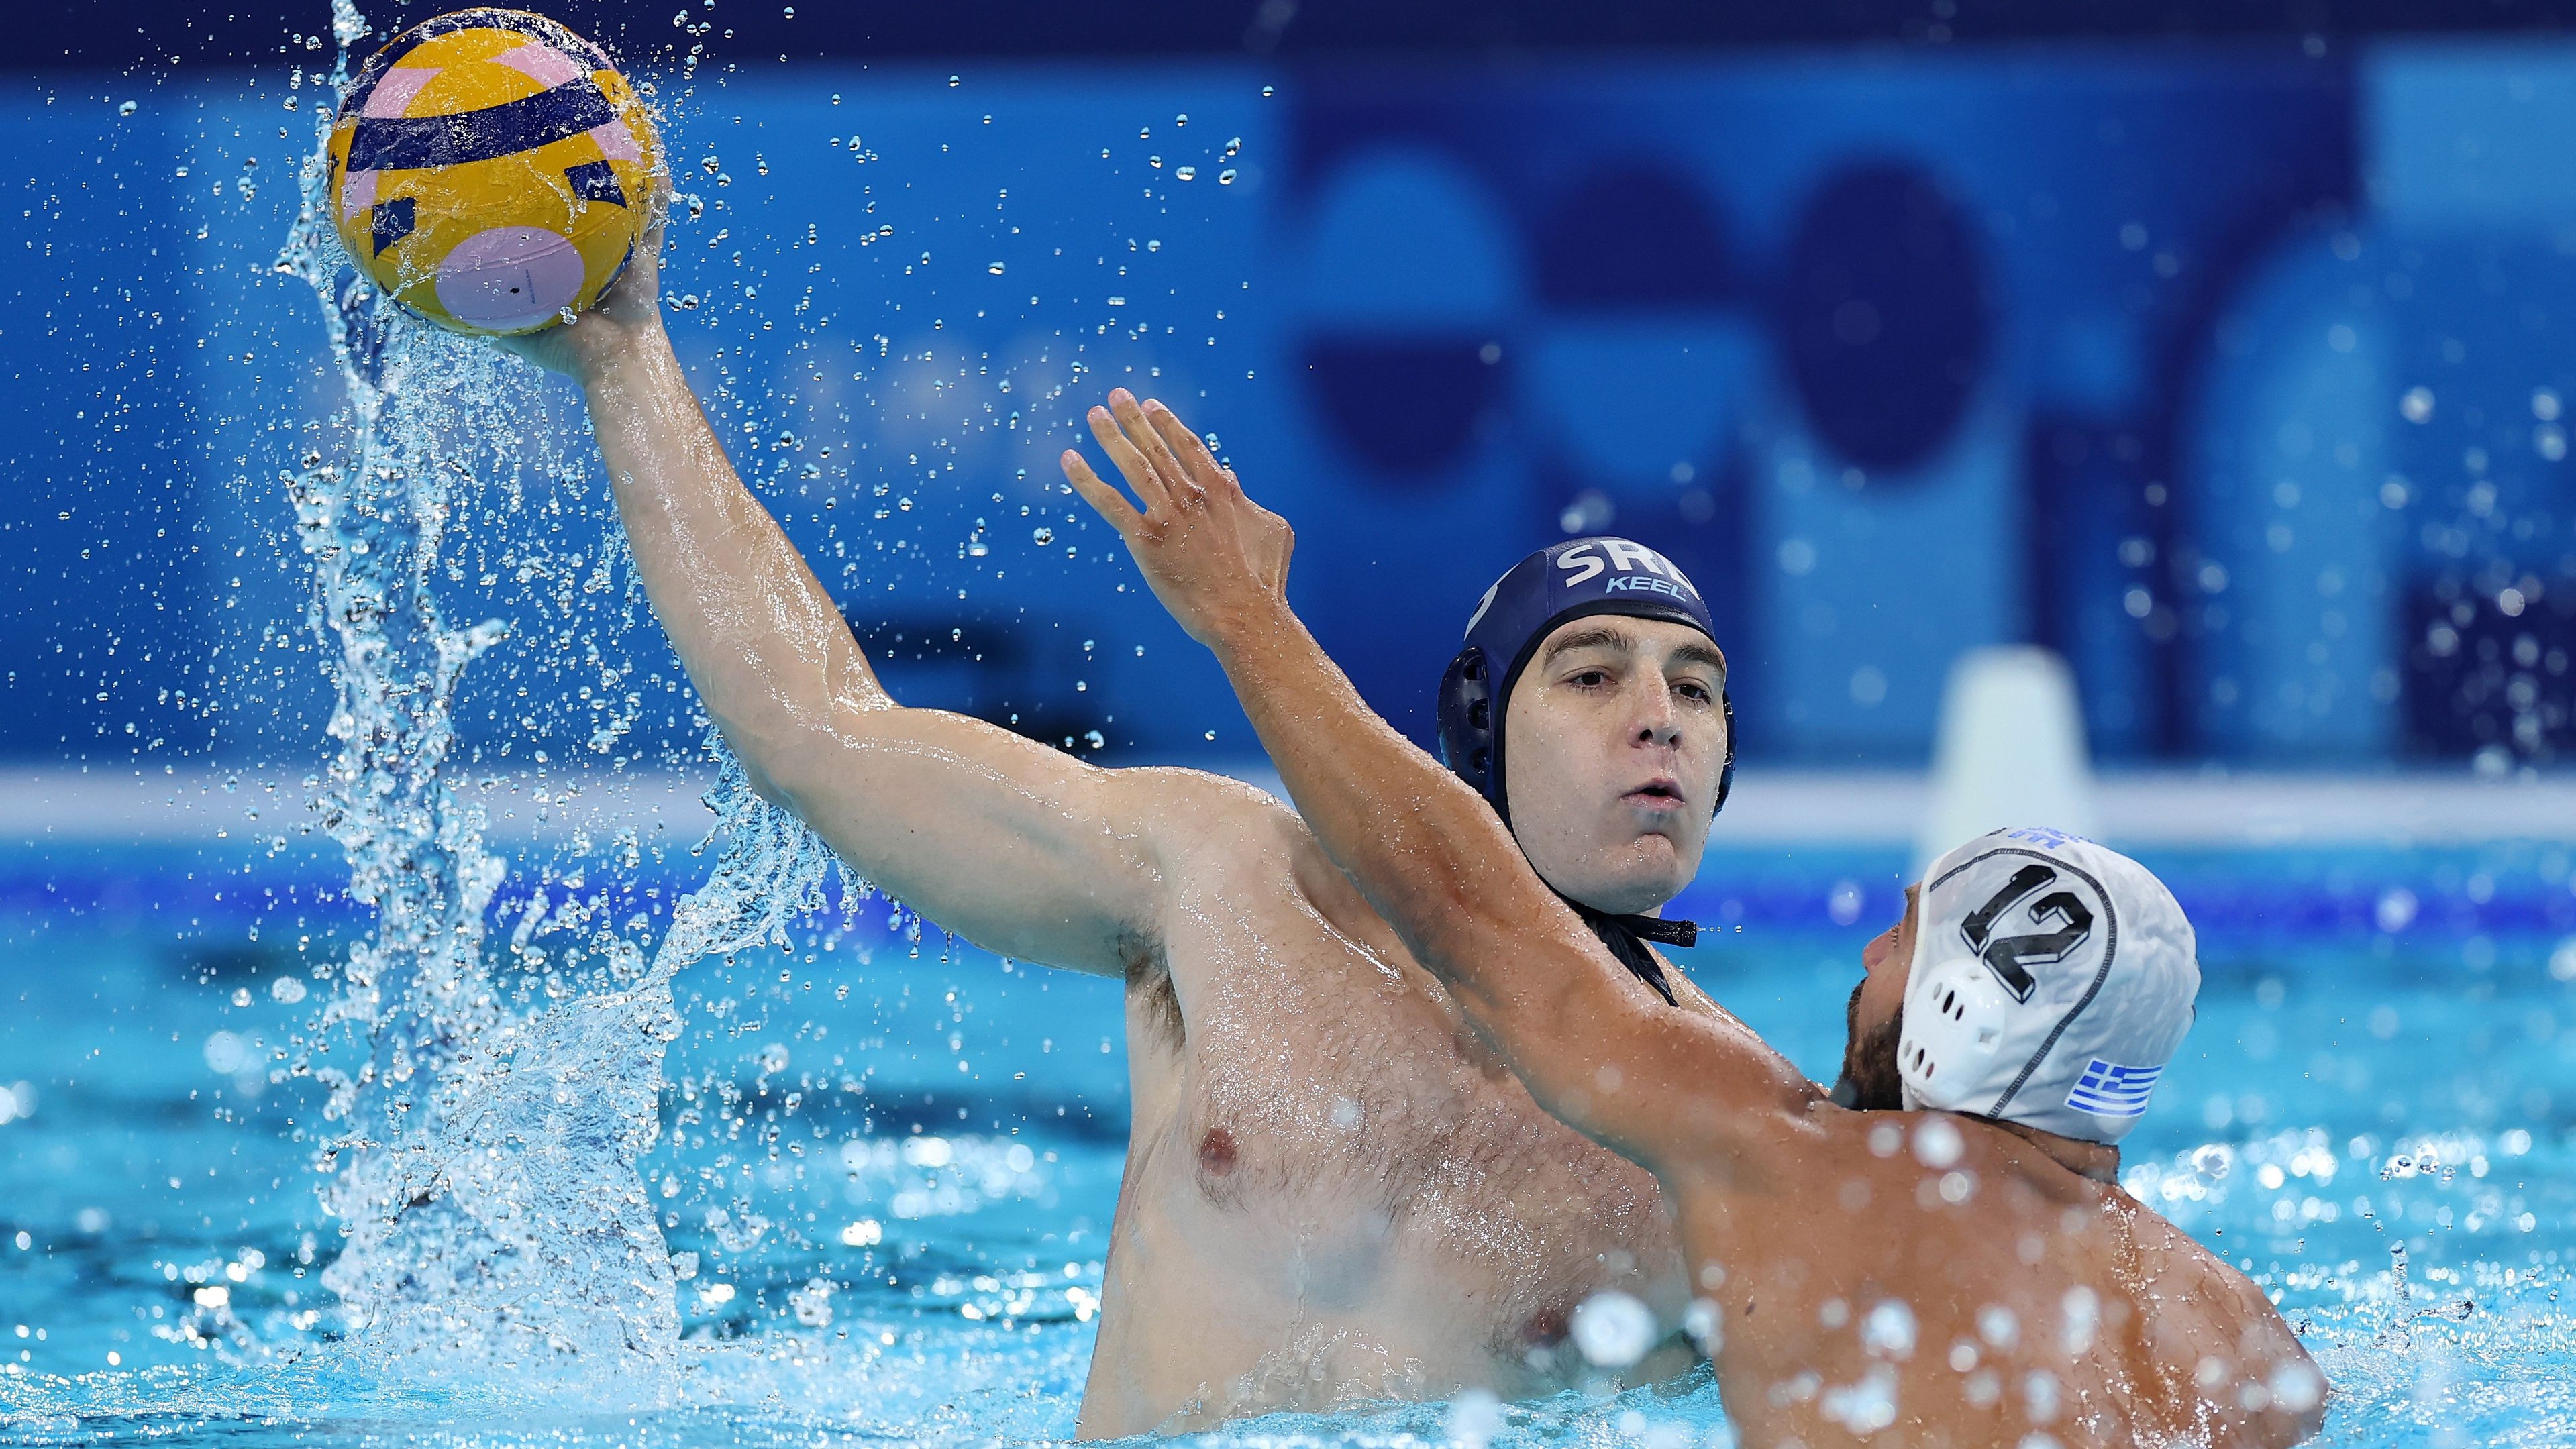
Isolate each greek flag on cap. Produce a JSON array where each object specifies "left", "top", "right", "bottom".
[
  {"left": 1896, "top": 828, "right": 2200, "bottom": 1146},
  {"left": 2065, "top": 1059, "right": 2165, "bottom": 1119}
]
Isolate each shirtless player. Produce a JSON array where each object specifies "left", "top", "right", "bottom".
[
  {"left": 1061, "top": 395, "right": 2329, "bottom": 1448},
  {"left": 503, "top": 218, "right": 1737, "bottom": 1430}
]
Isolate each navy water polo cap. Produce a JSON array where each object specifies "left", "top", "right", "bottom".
[{"left": 1435, "top": 537, "right": 1735, "bottom": 827}]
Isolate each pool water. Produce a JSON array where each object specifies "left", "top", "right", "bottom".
[{"left": 2, "top": 839, "right": 2571, "bottom": 1448}]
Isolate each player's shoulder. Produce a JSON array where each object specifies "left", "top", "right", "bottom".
[
  {"left": 1107, "top": 763, "right": 1394, "bottom": 949},
  {"left": 1109, "top": 764, "right": 1312, "bottom": 855}
]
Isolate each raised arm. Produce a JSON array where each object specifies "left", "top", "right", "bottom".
[
  {"left": 497, "top": 215, "right": 1170, "bottom": 977},
  {"left": 1059, "top": 393, "right": 1811, "bottom": 1163}
]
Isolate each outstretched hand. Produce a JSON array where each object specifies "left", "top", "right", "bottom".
[
  {"left": 1060, "top": 390, "right": 1295, "bottom": 649},
  {"left": 491, "top": 185, "right": 672, "bottom": 381}
]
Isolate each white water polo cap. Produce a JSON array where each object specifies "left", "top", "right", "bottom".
[{"left": 1897, "top": 828, "right": 2199, "bottom": 1144}]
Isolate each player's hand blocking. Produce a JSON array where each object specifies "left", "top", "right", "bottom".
[{"left": 1060, "top": 390, "right": 1295, "bottom": 649}]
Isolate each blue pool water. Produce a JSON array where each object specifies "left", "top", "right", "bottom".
[
  {"left": 1, "top": 836, "right": 2572, "bottom": 1448},
  {"left": 1, "top": 19, "right": 2566, "bottom": 1440}
]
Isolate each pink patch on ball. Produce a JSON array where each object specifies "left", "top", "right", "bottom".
[
  {"left": 587, "top": 121, "right": 642, "bottom": 162},
  {"left": 362, "top": 66, "right": 435, "bottom": 119},
  {"left": 433, "top": 226, "right": 586, "bottom": 332},
  {"left": 340, "top": 168, "right": 378, "bottom": 219},
  {"left": 489, "top": 42, "right": 585, "bottom": 89}
]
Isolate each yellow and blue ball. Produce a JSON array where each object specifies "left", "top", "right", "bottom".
[{"left": 329, "top": 9, "right": 660, "bottom": 337}]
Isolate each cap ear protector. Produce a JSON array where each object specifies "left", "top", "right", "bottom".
[
  {"left": 1433, "top": 537, "right": 1734, "bottom": 826},
  {"left": 1436, "top": 645, "right": 1506, "bottom": 820},
  {"left": 1896, "top": 954, "right": 2016, "bottom": 1108}
]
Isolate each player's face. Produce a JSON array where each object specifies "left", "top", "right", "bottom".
[
  {"left": 1500, "top": 617, "right": 1729, "bottom": 916},
  {"left": 1837, "top": 886, "right": 1920, "bottom": 1110}
]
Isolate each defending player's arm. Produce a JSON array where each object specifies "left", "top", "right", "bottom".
[
  {"left": 501, "top": 213, "right": 1169, "bottom": 978},
  {"left": 1061, "top": 393, "right": 1811, "bottom": 1166}
]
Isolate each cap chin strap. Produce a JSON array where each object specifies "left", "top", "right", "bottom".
[{"left": 1557, "top": 891, "right": 1696, "bottom": 1006}]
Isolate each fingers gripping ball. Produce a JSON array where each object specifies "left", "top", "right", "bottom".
[{"left": 328, "top": 9, "right": 660, "bottom": 337}]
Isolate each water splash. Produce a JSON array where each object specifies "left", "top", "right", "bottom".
[
  {"left": 2371, "top": 1241, "right": 2477, "bottom": 1352},
  {"left": 268, "top": 5, "right": 840, "bottom": 1389}
]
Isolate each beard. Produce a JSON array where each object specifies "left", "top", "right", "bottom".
[{"left": 1833, "top": 978, "right": 1908, "bottom": 1112}]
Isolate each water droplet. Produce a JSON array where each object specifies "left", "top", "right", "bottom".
[
  {"left": 1032, "top": 527, "right": 1054, "bottom": 545},
  {"left": 1175, "top": 165, "right": 1197, "bottom": 182},
  {"left": 1570, "top": 1290, "right": 1655, "bottom": 1367},
  {"left": 2376, "top": 888, "right": 2418, "bottom": 934},
  {"left": 2269, "top": 1360, "right": 2324, "bottom": 1413},
  {"left": 1443, "top": 1389, "right": 1504, "bottom": 1449},
  {"left": 1862, "top": 1299, "right": 1918, "bottom": 1359},
  {"left": 988, "top": 261, "right": 1006, "bottom": 275},
  {"left": 1979, "top": 1304, "right": 2020, "bottom": 1348},
  {"left": 1684, "top": 1297, "right": 1724, "bottom": 1354},
  {"left": 2399, "top": 386, "right": 2434, "bottom": 423},
  {"left": 117, "top": 100, "right": 137, "bottom": 117},
  {"left": 1560, "top": 489, "right": 1614, "bottom": 535},
  {"left": 1912, "top": 1118, "right": 1963, "bottom": 1168},
  {"left": 2549, "top": 937, "right": 2576, "bottom": 982},
  {"left": 1217, "top": 169, "right": 1238, "bottom": 185}
]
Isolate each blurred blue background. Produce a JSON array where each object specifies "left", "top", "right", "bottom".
[{"left": 4, "top": 9, "right": 2574, "bottom": 775}]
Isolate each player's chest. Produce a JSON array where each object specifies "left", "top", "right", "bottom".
[
  {"left": 1147, "top": 870, "right": 1664, "bottom": 1241},
  {"left": 1174, "top": 958, "right": 1633, "bottom": 1223}
]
